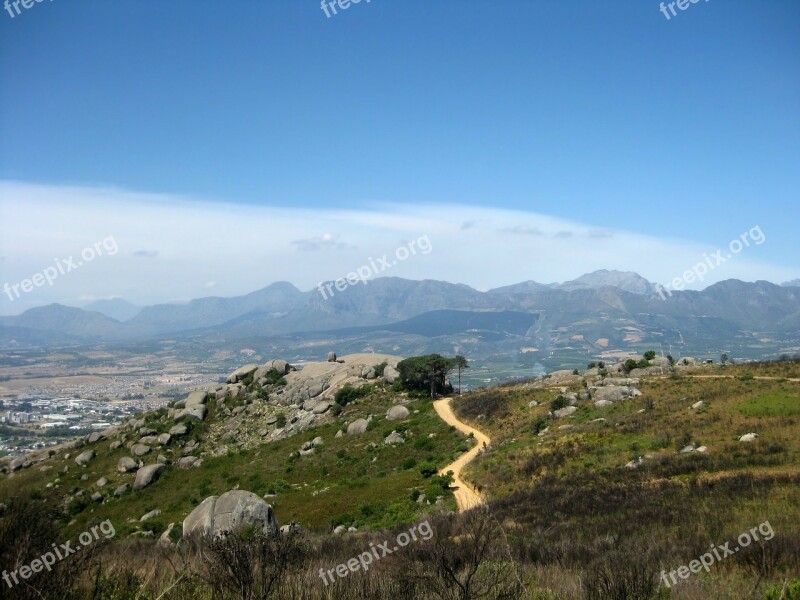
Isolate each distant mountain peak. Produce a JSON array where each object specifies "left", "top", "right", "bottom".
[{"left": 558, "top": 270, "right": 654, "bottom": 295}]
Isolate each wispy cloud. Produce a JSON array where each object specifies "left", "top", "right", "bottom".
[
  {"left": 500, "top": 225, "right": 543, "bottom": 236},
  {"left": 133, "top": 249, "right": 159, "bottom": 258},
  {"left": 0, "top": 180, "right": 796, "bottom": 314},
  {"left": 291, "top": 233, "right": 354, "bottom": 252}
]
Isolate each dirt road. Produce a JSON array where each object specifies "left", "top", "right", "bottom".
[{"left": 433, "top": 397, "right": 491, "bottom": 512}]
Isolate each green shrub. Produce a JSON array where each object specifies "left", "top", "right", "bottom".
[
  {"left": 264, "top": 369, "right": 286, "bottom": 386},
  {"left": 532, "top": 416, "right": 548, "bottom": 434},
  {"left": 275, "top": 412, "right": 286, "bottom": 428},
  {"left": 419, "top": 462, "right": 438, "bottom": 478},
  {"left": 766, "top": 580, "right": 800, "bottom": 600},
  {"left": 551, "top": 396, "right": 569, "bottom": 411},
  {"left": 335, "top": 384, "right": 371, "bottom": 406},
  {"left": 643, "top": 350, "right": 656, "bottom": 360}
]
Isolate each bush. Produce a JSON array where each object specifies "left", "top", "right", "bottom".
[
  {"left": 587, "top": 362, "right": 597, "bottom": 369},
  {"left": 419, "top": 462, "right": 438, "bottom": 478},
  {"left": 532, "top": 416, "right": 548, "bottom": 434},
  {"left": 334, "top": 384, "right": 371, "bottom": 406},
  {"left": 643, "top": 350, "right": 656, "bottom": 361},
  {"left": 551, "top": 396, "right": 569, "bottom": 411},
  {"left": 624, "top": 359, "right": 639, "bottom": 373},
  {"left": 766, "top": 580, "right": 800, "bottom": 600},
  {"left": 264, "top": 369, "right": 286, "bottom": 386},
  {"left": 275, "top": 412, "right": 286, "bottom": 428}
]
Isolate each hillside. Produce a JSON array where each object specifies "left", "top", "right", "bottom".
[{"left": 1, "top": 356, "right": 799, "bottom": 599}]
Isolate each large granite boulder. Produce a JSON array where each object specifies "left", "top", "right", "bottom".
[
  {"left": 185, "top": 391, "right": 208, "bottom": 407},
  {"left": 383, "top": 365, "right": 400, "bottom": 384},
  {"left": 347, "top": 418, "right": 369, "bottom": 435},
  {"left": 593, "top": 386, "right": 635, "bottom": 403},
  {"left": 133, "top": 464, "right": 166, "bottom": 491},
  {"left": 386, "top": 405, "right": 410, "bottom": 421},
  {"left": 182, "top": 490, "right": 279, "bottom": 538},
  {"left": 226, "top": 364, "right": 258, "bottom": 384},
  {"left": 117, "top": 456, "right": 138, "bottom": 473},
  {"left": 75, "top": 450, "right": 95, "bottom": 467},
  {"left": 175, "top": 405, "right": 208, "bottom": 422}
]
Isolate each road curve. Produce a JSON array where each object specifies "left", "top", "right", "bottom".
[{"left": 433, "top": 397, "right": 491, "bottom": 512}]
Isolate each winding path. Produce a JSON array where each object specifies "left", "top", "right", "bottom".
[{"left": 433, "top": 397, "right": 491, "bottom": 512}]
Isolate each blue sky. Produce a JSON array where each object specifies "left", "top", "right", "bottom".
[{"left": 1, "top": 1, "right": 799, "bottom": 313}]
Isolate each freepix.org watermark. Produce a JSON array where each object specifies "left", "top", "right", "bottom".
[
  {"left": 659, "top": 0, "right": 710, "bottom": 21},
  {"left": 318, "top": 520, "right": 433, "bottom": 586},
  {"left": 2, "top": 519, "right": 115, "bottom": 589},
  {"left": 317, "top": 234, "right": 432, "bottom": 300},
  {"left": 3, "top": 236, "right": 119, "bottom": 302},
  {"left": 659, "top": 520, "right": 774, "bottom": 588},
  {"left": 320, "top": 0, "right": 371, "bottom": 19},
  {"left": 4, "top": 0, "right": 55, "bottom": 20},
  {"left": 655, "top": 225, "right": 765, "bottom": 301}
]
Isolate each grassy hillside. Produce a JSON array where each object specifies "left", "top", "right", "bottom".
[
  {"left": 451, "top": 360, "right": 800, "bottom": 598},
  {"left": 0, "top": 385, "right": 468, "bottom": 538}
]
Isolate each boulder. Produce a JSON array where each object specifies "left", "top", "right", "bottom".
[
  {"left": 386, "top": 405, "right": 410, "bottom": 421},
  {"left": 594, "top": 400, "right": 613, "bottom": 408},
  {"left": 117, "top": 457, "right": 138, "bottom": 473},
  {"left": 131, "top": 444, "right": 151, "bottom": 457},
  {"left": 139, "top": 436, "right": 159, "bottom": 445},
  {"left": 157, "top": 433, "right": 171, "bottom": 445},
  {"left": 183, "top": 490, "right": 279, "bottom": 538},
  {"left": 185, "top": 391, "right": 208, "bottom": 407},
  {"left": 691, "top": 401, "right": 704, "bottom": 410},
  {"left": 86, "top": 432, "right": 105, "bottom": 444},
  {"left": 226, "top": 364, "right": 258, "bottom": 384},
  {"left": 593, "top": 386, "right": 634, "bottom": 403},
  {"left": 383, "top": 365, "right": 400, "bottom": 384},
  {"left": 739, "top": 433, "right": 759, "bottom": 443},
  {"left": 140, "top": 509, "right": 161, "bottom": 522},
  {"left": 347, "top": 418, "right": 369, "bottom": 435},
  {"left": 174, "top": 405, "right": 208, "bottom": 422},
  {"left": 312, "top": 401, "right": 332, "bottom": 414},
  {"left": 114, "top": 483, "right": 130, "bottom": 497},
  {"left": 177, "top": 456, "right": 199, "bottom": 469},
  {"left": 96, "top": 477, "right": 108, "bottom": 488},
  {"left": 327, "top": 352, "right": 337, "bottom": 362},
  {"left": 133, "top": 464, "right": 166, "bottom": 491},
  {"left": 75, "top": 451, "right": 95, "bottom": 467},
  {"left": 169, "top": 424, "right": 188, "bottom": 437},
  {"left": 553, "top": 406, "right": 577, "bottom": 419},
  {"left": 90, "top": 492, "right": 103, "bottom": 503},
  {"left": 384, "top": 431, "right": 405, "bottom": 445}
]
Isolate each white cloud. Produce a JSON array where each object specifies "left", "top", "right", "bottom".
[{"left": 0, "top": 180, "right": 797, "bottom": 315}]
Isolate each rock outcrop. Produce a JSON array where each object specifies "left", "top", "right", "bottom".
[{"left": 183, "top": 490, "right": 279, "bottom": 538}]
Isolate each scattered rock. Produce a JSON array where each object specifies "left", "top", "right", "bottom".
[
  {"left": 131, "top": 444, "right": 151, "bottom": 457},
  {"left": 386, "top": 405, "right": 410, "bottom": 421},
  {"left": 384, "top": 431, "right": 405, "bottom": 445},
  {"left": 739, "top": 433, "right": 759, "bottom": 443},
  {"left": 133, "top": 464, "right": 166, "bottom": 491},
  {"left": 140, "top": 509, "right": 161, "bottom": 522},
  {"left": 75, "top": 451, "right": 95, "bottom": 467},
  {"left": 347, "top": 418, "right": 369, "bottom": 435},
  {"left": 553, "top": 406, "right": 577, "bottom": 419},
  {"left": 114, "top": 483, "right": 130, "bottom": 497}
]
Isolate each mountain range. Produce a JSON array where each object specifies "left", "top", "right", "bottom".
[{"left": 2, "top": 270, "right": 800, "bottom": 366}]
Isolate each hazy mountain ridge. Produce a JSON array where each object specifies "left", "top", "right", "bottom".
[{"left": 1, "top": 274, "right": 799, "bottom": 352}]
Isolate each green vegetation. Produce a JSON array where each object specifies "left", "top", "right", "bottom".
[
  {"left": 737, "top": 390, "right": 800, "bottom": 417},
  {"left": 396, "top": 354, "right": 459, "bottom": 397}
]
